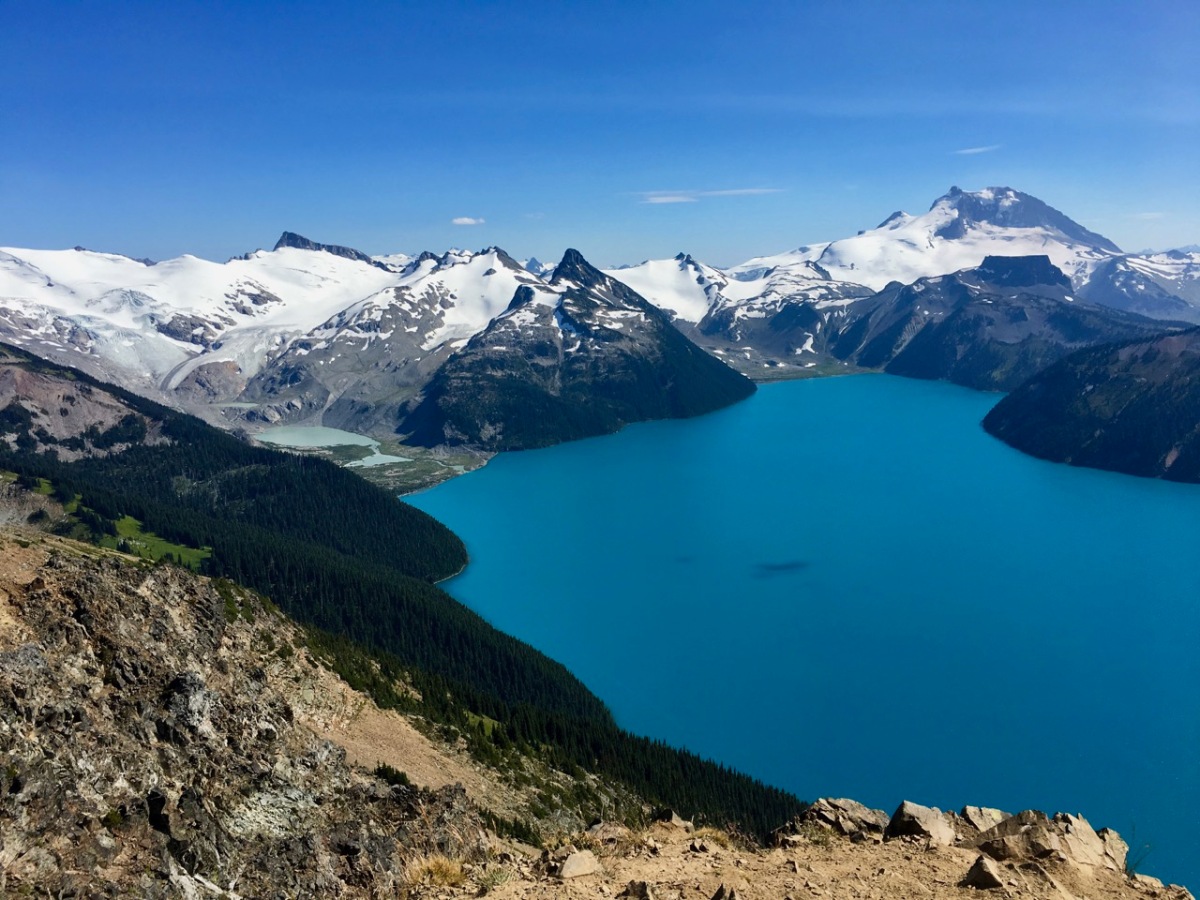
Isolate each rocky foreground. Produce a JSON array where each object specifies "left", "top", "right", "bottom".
[{"left": 0, "top": 529, "right": 1192, "bottom": 899}]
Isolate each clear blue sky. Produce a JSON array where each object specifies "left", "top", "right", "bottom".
[{"left": 3, "top": 0, "right": 1197, "bottom": 266}]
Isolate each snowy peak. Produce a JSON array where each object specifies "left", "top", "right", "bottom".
[
  {"left": 273, "top": 232, "right": 391, "bottom": 270},
  {"left": 521, "top": 256, "right": 555, "bottom": 279},
  {"left": 398, "top": 253, "right": 754, "bottom": 451},
  {"left": 723, "top": 187, "right": 1125, "bottom": 293},
  {"left": 550, "top": 248, "right": 598, "bottom": 287},
  {"left": 742, "top": 187, "right": 1126, "bottom": 291},
  {"left": 602, "top": 253, "right": 730, "bottom": 323},
  {"left": 930, "top": 187, "right": 1121, "bottom": 253},
  {"left": 383, "top": 245, "right": 549, "bottom": 352}
]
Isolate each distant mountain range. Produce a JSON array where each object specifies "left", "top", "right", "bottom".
[{"left": 2, "top": 186, "right": 1197, "bottom": 454}]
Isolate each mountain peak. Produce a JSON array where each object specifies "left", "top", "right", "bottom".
[
  {"left": 929, "top": 188, "right": 1121, "bottom": 253},
  {"left": 551, "top": 248, "right": 604, "bottom": 286},
  {"left": 876, "top": 211, "right": 910, "bottom": 229},
  {"left": 273, "top": 232, "right": 388, "bottom": 269}
]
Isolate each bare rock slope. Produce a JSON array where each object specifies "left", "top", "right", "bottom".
[{"left": 0, "top": 532, "right": 488, "bottom": 897}]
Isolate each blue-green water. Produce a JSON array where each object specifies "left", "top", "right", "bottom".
[{"left": 408, "top": 374, "right": 1200, "bottom": 886}]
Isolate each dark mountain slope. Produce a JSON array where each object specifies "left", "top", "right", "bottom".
[
  {"left": 399, "top": 249, "right": 755, "bottom": 450},
  {"left": 982, "top": 328, "right": 1200, "bottom": 482},
  {"left": 830, "top": 256, "right": 1172, "bottom": 391}
]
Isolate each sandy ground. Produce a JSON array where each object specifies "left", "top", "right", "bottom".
[{"left": 468, "top": 822, "right": 1192, "bottom": 900}]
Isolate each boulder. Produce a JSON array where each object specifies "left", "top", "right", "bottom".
[
  {"left": 973, "top": 810, "right": 1062, "bottom": 861},
  {"left": 1054, "top": 813, "right": 1125, "bottom": 871},
  {"left": 972, "top": 810, "right": 1129, "bottom": 873},
  {"left": 884, "top": 801, "right": 958, "bottom": 847},
  {"left": 960, "top": 806, "right": 1008, "bottom": 833},
  {"left": 800, "top": 797, "right": 890, "bottom": 838},
  {"left": 1096, "top": 828, "right": 1128, "bottom": 872},
  {"left": 960, "top": 855, "right": 1005, "bottom": 890},
  {"left": 559, "top": 849, "right": 600, "bottom": 879}
]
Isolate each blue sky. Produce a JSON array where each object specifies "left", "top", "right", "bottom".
[{"left": 3, "top": 0, "right": 1198, "bottom": 266}]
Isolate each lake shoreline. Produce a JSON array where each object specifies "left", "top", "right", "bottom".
[{"left": 406, "top": 374, "right": 1200, "bottom": 887}]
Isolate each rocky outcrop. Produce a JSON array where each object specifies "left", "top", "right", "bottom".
[
  {"left": 787, "top": 796, "right": 889, "bottom": 841},
  {"left": 961, "top": 805, "right": 1008, "bottom": 833},
  {"left": 782, "top": 794, "right": 1189, "bottom": 898},
  {"left": 498, "top": 815, "right": 1189, "bottom": 900},
  {"left": 970, "top": 810, "right": 1129, "bottom": 872},
  {"left": 885, "top": 800, "right": 958, "bottom": 847},
  {"left": 960, "top": 854, "right": 1005, "bottom": 889},
  {"left": 0, "top": 535, "right": 487, "bottom": 897},
  {"left": 273, "top": 231, "right": 392, "bottom": 270},
  {"left": 398, "top": 249, "right": 755, "bottom": 451}
]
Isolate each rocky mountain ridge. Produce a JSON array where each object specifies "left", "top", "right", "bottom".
[
  {"left": 0, "top": 529, "right": 1190, "bottom": 898},
  {"left": 2, "top": 186, "right": 1197, "bottom": 448},
  {"left": 826, "top": 255, "right": 1175, "bottom": 391},
  {"left": 397, "top": 249, "right": 755, "bottom": 451}
]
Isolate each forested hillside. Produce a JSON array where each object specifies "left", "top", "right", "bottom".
[
  {"left": 983, "top": 327, "right": 1200, "bottom": 482},
  {"left": 0, "top": 342, "right": 805, "bottom": 837}
]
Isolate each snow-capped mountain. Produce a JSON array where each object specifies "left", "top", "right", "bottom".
[
  {"left": 1078, "top": 248, "right": 1200, "bottom": 321},
  {"left": 693, "top": 259, "right": 873, "bottom": 366},
  {"left": 0, "top": 243, "right": 399, "bottom": 403},
  {"left": 520, "top": 257, "right": 556, "bottom": 279},
  {"left": 241, "top": 246, "right": 547, "bottom": 431},
  {"left": 0, "top": 237, "right": 553, "bottom": 429},
  {"left": 601, "top": 253, "right": 730, "bottom": 323},
  {"left": 602, "top": 253, "right": 871, "bottom": 372},
  {"left": 1127, "top": 249, "right": 1200, "bottom": 305},
  {"left": 727, "top": 187, "right": 1121, "bottom": 293},
  {"left": 0, "top": 184, "right": 1196, "bottom": 446},
  {"left": 398, "top": 249, "right": 754, "bottom": 450}
]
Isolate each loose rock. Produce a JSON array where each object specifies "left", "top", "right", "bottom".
[
  {"left": 960, "top": 855, "right": 1005, "bottom": 890},
  {"left": 960, "top": 806, "right": 1008, "bottom": 833},
  {"left": 884, "top": 801, "right": 958, "bottom": 847},
  {"left": 560, "top": 849, "right": 601, "bottom": 879},
  {"left": 798, "top": 798, "right": 890, "bottom": 839}
]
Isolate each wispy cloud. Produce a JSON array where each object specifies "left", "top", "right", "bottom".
[
  {"left": 637, "top": 187, "right": 782, "bottom": 204},
  {"left": 643, "top": 194, "right": 700, "bottom": 204},
  {"left": 1132, "top": 211, "right": 1165, "bottom": 220},
  {"left": 451, "top": 216, "right": 485, "bottom": 225},
  {"left": 954, "top": 144, "right": 1001, "bottom": 155}
]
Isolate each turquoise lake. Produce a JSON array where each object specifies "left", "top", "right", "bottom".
[{"left": 407, "top": 374, "right": 1200, "bottom": 886}]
